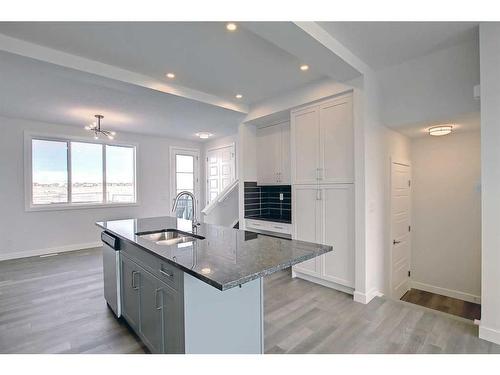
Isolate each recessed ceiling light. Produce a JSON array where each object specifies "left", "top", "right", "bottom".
[
  {"left": 300, "top": 64, "right": 309, "bottom": 71},
  {"left": 166, "top": 72, "right": 175, "bottom": 79},
  {"left": 429, "top": 125, "right": 453, "bottom": 136},
  {"left": 226, "top": 23, "right": 237, "bottom": 31},
  {"left": 235, "top": 94, "right": 243, "bottom": 99},
  {"left": 196, "top": 132, "right": 213, "bottom": 139}
]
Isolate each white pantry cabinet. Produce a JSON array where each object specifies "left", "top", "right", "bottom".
[
  {"left": 292, "top": 184, "right": 355, "bottom": 290},
  {"left": 291, "top": 94, "right": 353, "bottom": 185},
  {"left": 256, "top": 122, "right": 290, "bottom": 185}
]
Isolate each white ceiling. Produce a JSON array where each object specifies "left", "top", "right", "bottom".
[
  {"left": 396, "top": 111, "right": 480, "bottom": 138},
  {"left": 318, "top": 22, "right": 478, "bottom": 70},
  {"left": 0, "top": 51, "right": 246, "bottom": 140},
  {"left": 0, "top": 22, "right": 328, "bottom": 105},
  {"left": 0, "top": 22, "right": 482, "bottom": 140}
]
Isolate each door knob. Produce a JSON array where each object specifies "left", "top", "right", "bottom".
[{"left": 393, "top": 240, "right": 401, "bottom": 245}]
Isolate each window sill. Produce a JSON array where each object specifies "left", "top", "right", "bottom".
[{"left": 25, "top": 202, "right": 140, "bottom": 212}]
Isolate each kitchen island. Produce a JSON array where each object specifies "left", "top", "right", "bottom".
[{"left": 96, "top": 216, "right": 332, "bottom": 354}]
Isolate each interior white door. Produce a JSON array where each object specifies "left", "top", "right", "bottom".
[
  {"left": 390, "top": 162, "right": 411, "bottom": 299},
  {"left": 319, "top": 96, "right": 354, "bottom": 183},
  {"left": 206, "top": 144, "right": 235, "bottom": 204},
  {"left": 291, "top": 106, "right": 320, "bottom": 184},
  {"left": 256, "top": 125, "right": 281, "bottom": 185},
  {"left": 292, "top": 186, "right": 322, "bottom": 276},
  {"left": 321, "top": 184, "right": 355, "bottom": 287}
]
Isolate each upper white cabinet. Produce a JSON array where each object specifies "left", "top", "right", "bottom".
[
  {"left": 256, "top": 121, "right": 291, "bottom": 185},
  {"left": 291, "top": 94, "right": 353, "bottom": 184}
]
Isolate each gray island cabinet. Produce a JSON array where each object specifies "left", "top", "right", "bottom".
[{"left": 97, "top": 216, "right": 332, "bottom": 354}]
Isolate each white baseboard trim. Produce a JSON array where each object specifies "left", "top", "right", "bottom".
[
  {"left": 479, "top": 324, "right": 500, "bottom": 345},
  {"left": 0, "top": 242, "right": 102, "bottom": 262},
  {"left": 410, "top": 280, "right": 481, "bottom": 304},
  {"left": 293, "top": 271, "right": 354, "bottom": 295},
  {"left": 353, "top": 288, "right": 383, "bottom": 304}
]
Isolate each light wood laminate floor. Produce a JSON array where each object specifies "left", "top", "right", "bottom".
[{"left": 1, "top": 248, "right": 499, "bottom": 354}]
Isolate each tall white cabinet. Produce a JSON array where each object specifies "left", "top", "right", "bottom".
[{"left": 291, "top": 93, "right": 355, "bottom": 293}]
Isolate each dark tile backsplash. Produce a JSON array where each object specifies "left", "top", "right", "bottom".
[{"left": 244, "top": 181, "right": 291, "bottom": 223}]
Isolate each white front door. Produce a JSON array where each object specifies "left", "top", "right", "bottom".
[
  {"left": 205, "top": 144, "right": 235, "bottom": 204},
  {"left": 390, "top": 162, "right": 412, "bottom": 299}
]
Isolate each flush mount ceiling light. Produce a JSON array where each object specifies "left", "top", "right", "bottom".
[
  {"left": 84, "top": 115, "right": 116, "bottom": 140},
  {"left": 235, "top": 94, "right": 243, "bottom": 99},
  {"left": 226, "top": 22, "right": 237, "bottom": 31},
  {"left": 196, "top": 132, "right": 213, "bottom": 139},
  {"left": 300, "top": 64, "right": 309, "bottom": 71},
  {"left": 166, "top": 72, "right": 175, "bottom": 79},
  {"left": 429, "top": 125, "right": 453, "bottom": 136}
]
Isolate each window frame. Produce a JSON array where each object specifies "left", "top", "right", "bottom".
[{"left": 25, "top": 131, "right": 138, "bottom": 211}]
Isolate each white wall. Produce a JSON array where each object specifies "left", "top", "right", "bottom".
[
  {"left": 378, "top": 39, "right": 480, "bottom": 128},
  {"left": 0, "top": 115, "right": 201, "bottom": 260},
  {"left": 410, "top": 130, "right": 481, "bottom": 302},
  {"left": 237, "top": 123, "right": 257, "bottom": 228},
  {"left": 479, "top": 23, "right": 500, "bottom": 345},
  {"left": 358, "top": 71, "right": 412, "bottom": 302}
]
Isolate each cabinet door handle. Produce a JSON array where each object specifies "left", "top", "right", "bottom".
[
  {"left": 132, "top": 270, "right": 140, "bottom": 290},
  {"left": 155, "top": 288, "right": 163, "bottom": 310},
  {"left": 316, "top": 189, "right": 322, "bottom": 200},
  {"left": 160, "top": 268, "right": 173, "bottom": 278},
  {"left": 393, "top": 240, "right": 401, "bottom": 245}
]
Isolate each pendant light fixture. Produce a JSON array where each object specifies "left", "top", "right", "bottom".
[{"left": 84, "top": 114, "right": 116, "bottom": 140}]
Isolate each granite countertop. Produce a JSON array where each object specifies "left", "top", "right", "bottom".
[{"left": 96, "top": 216, "right": 332, "bottom": 291}]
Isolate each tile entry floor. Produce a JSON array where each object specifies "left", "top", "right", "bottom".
[
  {"left": 400, "top": 289, "right": 481, "bottom": 321},
  {"left": 0, "top": 248, "right": 499, "bottom": 354}
]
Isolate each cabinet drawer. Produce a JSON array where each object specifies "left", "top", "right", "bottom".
[
  {"left": 120, "top": 240, "right": 182, "bottom": 291},
  {"left": 245, "top": 219, "right": 291, "bottom": 235}
]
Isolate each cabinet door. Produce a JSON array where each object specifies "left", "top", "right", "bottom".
[
  {"left": 292, "top": 186, "right": 322, "bottom": 276},
  {"left": 280, "top": 122, "right": 291, "bottom": 184},
  {"left": 139, "top": 269, "right": 163, "bottom": 354},
  {"left": 321, "top": 184, "right": 355, "bottom": 287},
  {"left": 256, "top": 125, "right": 281, "bottom": 185},
  {"left": 160, "top": 283, "right": 184, "bottom": 354},
  {"left": 319, "top": 96, "right": 354, "bottom": 183},
  {"left": 291, "top": 106, "right": 320, "bottom": 184},
  {"left": 120, "top": 255, "right": 140, "bottom": 331}
]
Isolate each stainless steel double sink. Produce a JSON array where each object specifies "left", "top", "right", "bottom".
[{"left": 136, "top": 229, "right": 205, "bottom": 246}]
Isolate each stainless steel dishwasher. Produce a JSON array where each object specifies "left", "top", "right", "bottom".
[{"left": 101, "top": 231, "right": 121, "bottom": 317}]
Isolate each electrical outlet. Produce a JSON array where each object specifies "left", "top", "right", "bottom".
[{"left": 279, "top": 193, "right": 284, "bottom": 201}]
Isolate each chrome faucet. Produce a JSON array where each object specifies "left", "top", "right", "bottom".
[{"left": 172, "top": 191, "right": 199, "bottom": 229}]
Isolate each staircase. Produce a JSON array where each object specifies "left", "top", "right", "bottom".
[{"left": 201, "top": 179, "right": 239, "bottom": 228}]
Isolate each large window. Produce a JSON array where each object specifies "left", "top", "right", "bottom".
[{"left": 30, "top": 137, "right": 136, "bottom": 208}]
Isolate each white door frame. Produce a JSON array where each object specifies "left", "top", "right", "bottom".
[
  {"left": 205, "top": 142, "right": 236, "bottom": 204},
  {"left": 389, "top": 158, "right": 412, "bottom": 300},
  {"left": 169, "top": 146, "right": 200, "bottom": 216}
]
